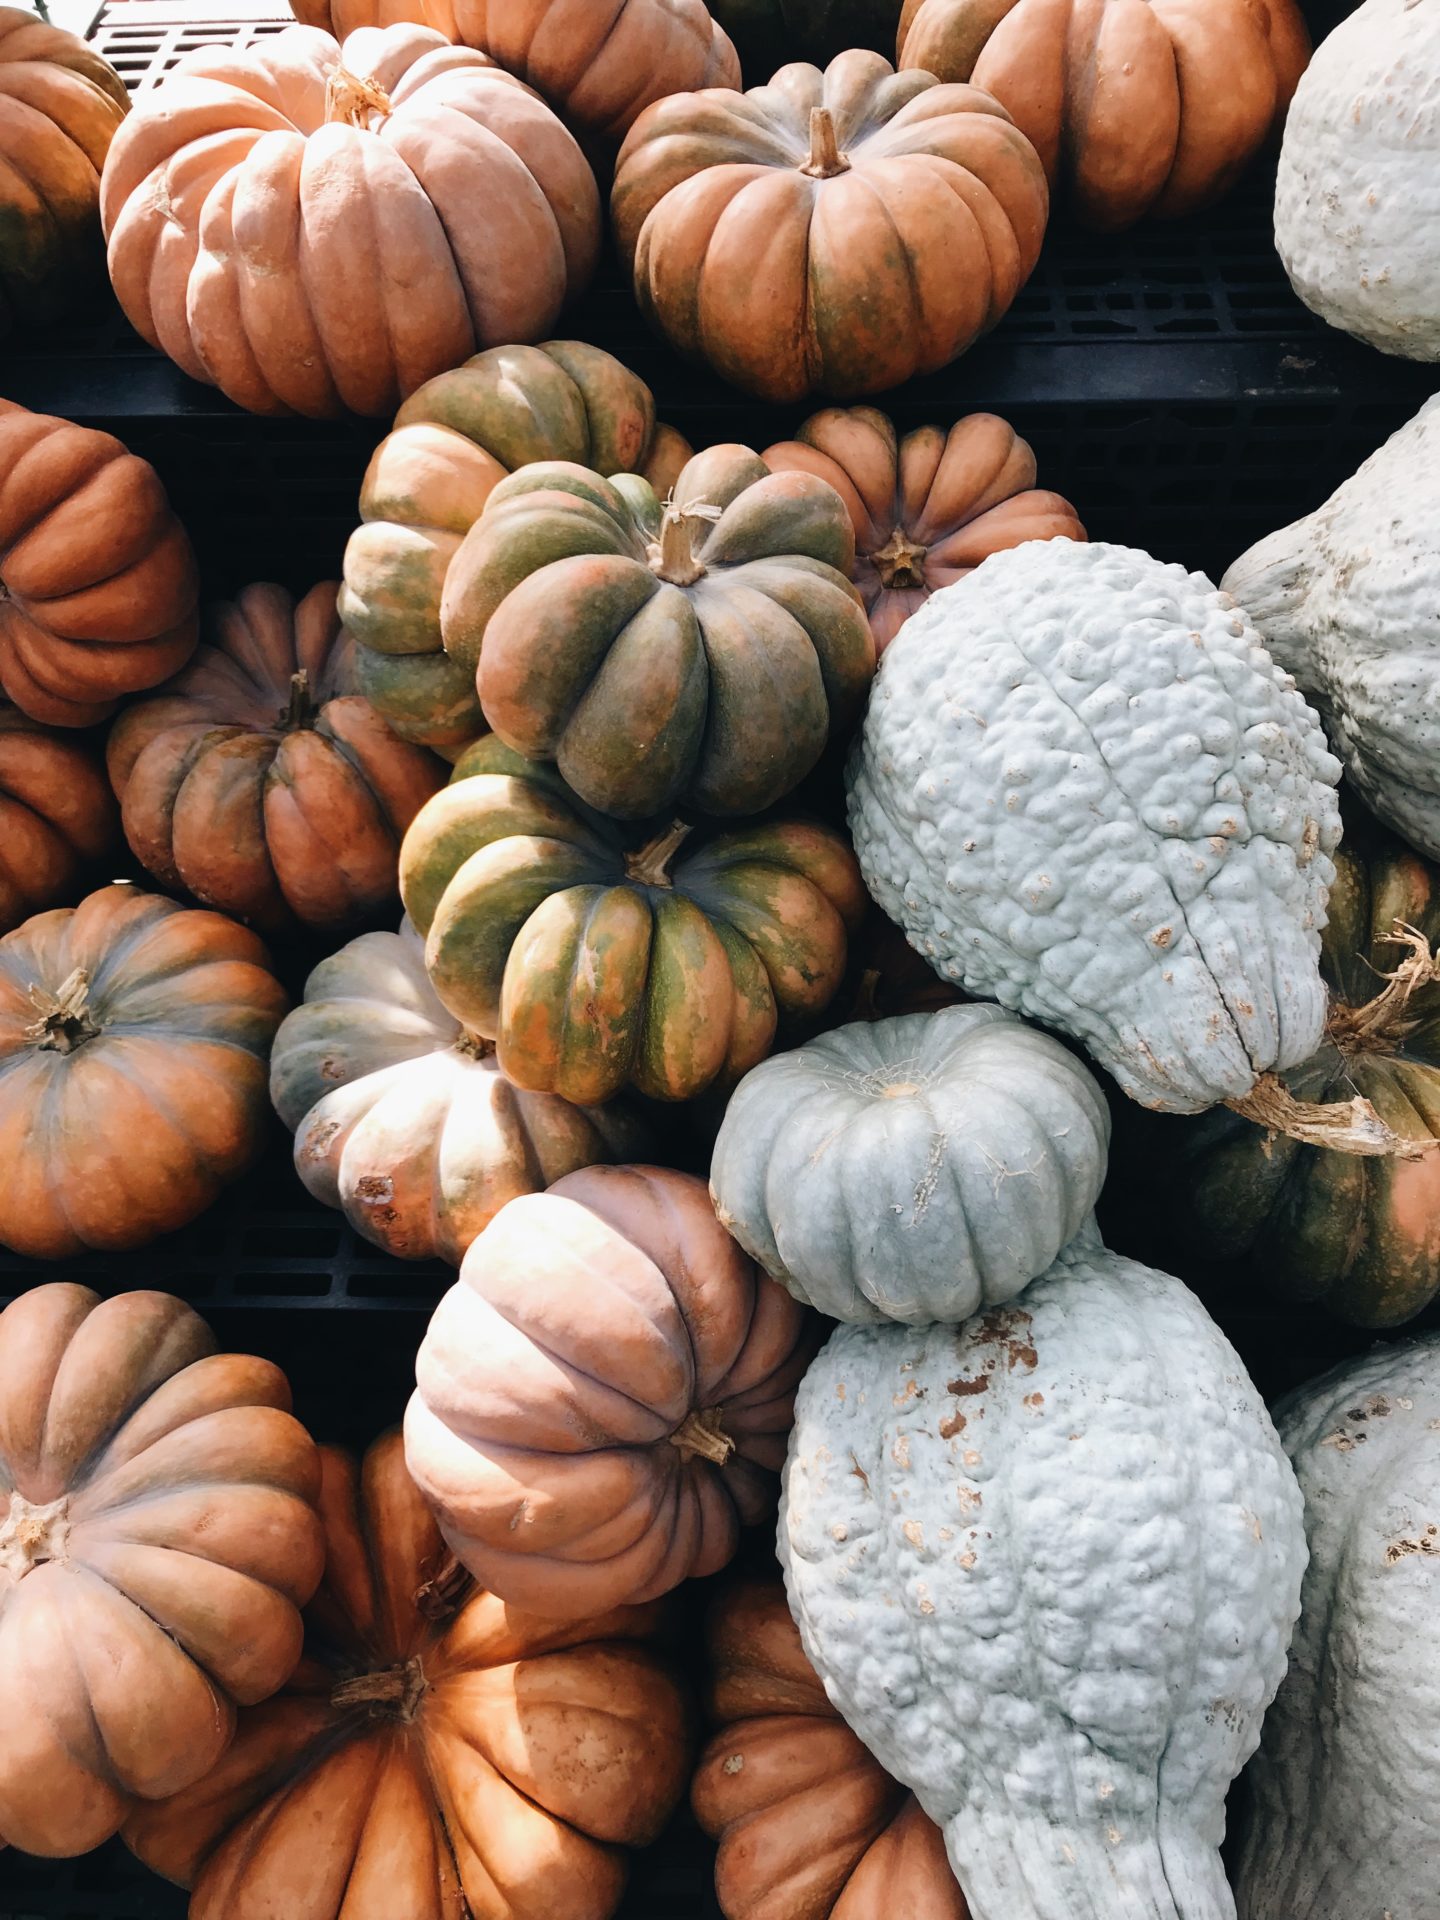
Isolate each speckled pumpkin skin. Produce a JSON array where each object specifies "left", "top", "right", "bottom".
[
  {"left": 781, "top": 1234, "right": 1307, "bottom": 1920},
  {"left": 1225, "top": 394, "right": 1440, "bottom": 863},
  {"left": 847, "top": 540, "right": 1343, "bottom": 1115},
  {"left": 1273, "top": 0, "right": 1440, "bottom": 360},
  {"left": 1236, "top": 1338, "right": 1440, "bottom": 1920}
]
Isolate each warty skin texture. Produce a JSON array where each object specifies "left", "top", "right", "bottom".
[
  {"left": 1224, "top": 393, "right": 1440, "bottom": 863},
  {"left": 780, "top": 1235, "right": 1307, "bottom": 1920},
  {"left": 1273, "top": 0, "right": 1440, "bottom": 361},
  {"left": 847, "top": 539, "right": 1343, "bottom": 1114},
  {"left": 1236, "top": 1336, "right": 1440, "bottom": 1920}
]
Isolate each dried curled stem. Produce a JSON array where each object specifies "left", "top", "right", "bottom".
[
  {"left": 1326, "top": 921, "right": 1440, "bottom": 1054},
  {"left": 648, "top": 500, "right": 722, "bottom": 587},
  {"left": 670, "top": 1406, "right": 735, "bottom": 1467},
  {"left": 26, "top": 968, "right": 101, "bottom": 1054},
  {"left": 625, "top": 820, "right": 692, "bottom": 888},
  {"left": 1227, "top": 1074, "right": 1434, "bottom": 1160},
  {"left": 331, "top": 1655, "right": 427, "bottom": 1721},
  {"left": 325, "top": 66, "right": 393, "bottom": 129}
]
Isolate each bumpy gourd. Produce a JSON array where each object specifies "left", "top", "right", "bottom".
[
  {"left": 1235, "top": 1337, "right": 1440, "bottom": 1920},
  {"left": 1224, "top": 394, "right": 1440, "bottom": 863},
  {"left": 711, "top": 1004, "right": 1110, "bottom": 1323},
  {"left": 1273, "top": 0, "right": 1440, "bottom": 360},
  {"left": 781, "top": 1234, "right": 1307, "bottom": 1920},
  {"left": 848, "top": 540, "right": 1350, "bottom": 1130}
]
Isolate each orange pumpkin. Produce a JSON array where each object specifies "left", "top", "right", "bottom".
[
  {"left": 0, "top": 885, "right": 288, "bottom": 1258},
  {"left": 0, "top": 400, "right": 199, "bottom": 726},
  {"left": 291, "top": 0, "right": 458, "bottom": 34},
  {"left": 0, "top": 1283, "right": 324, "bottom": 1857},
  {"left": 100, "top": 24, "right": 601, "bottom": 418},
  {"left": 611, "top": 51, "right": 1049, "bottom": 403},
  {"left": 0, "top": 703, "right": 117, "bottom": 933},
  {"left": 450, "top": 0, "right": 740, "bottom": 143},
  {"left": 123, "top": 1431, "right": 692, "bottom": 1920},
  {"left": 896, "top": 0, "right": 1311, "bottom": 229},
  {"left": 107, "top": 582, "right": 444, "bottom": 936},
  {"left": 406, "top": 1164, "right": 820, "bottom": 1617},
  {"left": 696, "top": 1578, "right": 970, "bottom": 1920},
  {"left": 0, "top": 7, "right": 129, "bottom": 339},
  {"left": 764, "top": 407, "right": 1085, "bottom": 653}
]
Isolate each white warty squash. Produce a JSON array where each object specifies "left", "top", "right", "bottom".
[
  {"left": 847, "top": 540, "right": 1343, "bottom": 1118},
  {"left": 781, "top": 1232, "right": 1308, "bottom": 1920},
  {"left": 1273, "top": 0, "right": 1440, "bottom": 359},
  {"left": 1236, "top": 1335, "right": 1440, "bottom": 1920},
  {"left": 1225, "top": 393, "right": 1440, "bottom": 863}
]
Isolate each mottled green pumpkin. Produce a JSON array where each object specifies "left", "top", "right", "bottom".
[
  {"left": 400, "top": 739, "right": 866, "bottom": 1104},
  {"left": 1121, "top": 803, "right": 1440, "bottom": 1327},
  {"left": 338, "top": 341, "right": 691, "bottom": 755},
  {"left": 710, "top": 0, "right": 904, "bottom": 73},
  {"left": 439, "top": 445, "right": 876, "bottom": 819}
]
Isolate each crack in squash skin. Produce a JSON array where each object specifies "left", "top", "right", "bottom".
[
  {"left": 399, "top": 737, "right": 865, "bottom": 1104},
  {"left": 340, "top": 340, "right": 691, "bottom": 754}
]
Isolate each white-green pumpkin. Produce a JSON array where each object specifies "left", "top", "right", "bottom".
[
  {"left": 847, "top": 540, "right": 1345, "bottom": 1123},
  {"left": 1236, "top": 1335, "right": 1440, "bottom": 1920},
  {"left": 709, "top": 1003, "right": 1110, "bottom": 1323},
  {"left": 780, "top": 1231, "right": 1307, "bottom": 1920}
]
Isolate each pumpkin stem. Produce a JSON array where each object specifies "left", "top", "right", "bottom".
[
  {"left": 325, "top": 65, "right": 394, "bottom": 129},
  {"left": 1227, "top": 1072, "right": 1437, "bottom": 1160},
  {"left": 670, "top": 1406, "right": 736, "bottom": 1467},
  {"left": 625, "top": 820, "right": 693, "bottom": 887},
  {"left": 25, "top": 968, "right": 101, "bottom": 1054},
  {"left": 650, "top": 505, "right": 712, "bottom": 587},
  {"left": 0, "top": 1493, "right": 71, "bottom": 1581},
  {"left": 801, "top": 106, "right": 850, "bottom": 179},
  {"left": 1326, "top": 920, "right": 1440, "bottom": 1056},
  {"left": 280, "top": 669, "right": 318, "bottom": 732},
  {"left": 415, "top": 1551, "right": 471, "bottom": 1622},
  {"left": 331, "top": 1655, "right": 427, "bottom": 1722},
  {"left": 851, "top": 967, "right": 884, "bottom": 1021},
  {"left": 454, "top": 1027, "right": 495, "bottom": 1061},
  {"left": 870, "top": 526, "right": 930, "bottom": 591}
]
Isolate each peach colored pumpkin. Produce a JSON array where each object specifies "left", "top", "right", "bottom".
[
  {"left": 107, "top": 582, "right": 444, "bottom": 936},
  {"left": 0, "top": 703, "right": 116, "bottom": 932},
  {"left": 764, "top": 407, "right": 1085, "bottom": 653},
  {"left": 291, "top": 0, "right": 458, "bottom": 36},
  {"left": 0, "top": 1283, "right": 324, "bottom": 1857},
  {"left": 0, "top": 885, "right": 288, "bottom": 1258},
  {"left": 696, "top": 1578, "right": 970, "bottom": 1920},
  {"left": 0, "top": 399, "right": 198, "bottom": 726},
  {"left": 123, "top": 1431, "right": 692, "bottom": 1920},
  {"left": 100, "top": 24, "right": 601, "bottom": 418},
  {"left": 896, "top": 0, "right": 1311, "bottom": 229},
  {"left": 406, "top": 1164, "right": 820, "bottom": 1617}
]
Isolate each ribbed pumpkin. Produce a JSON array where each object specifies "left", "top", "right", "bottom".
[
  {"left": 711, "top": 0, "right": 905, "bottom": 73},
  {"left": 441, "top": 446, "right": 875, "bottom": 818},
  {"left": 449, "top": 0, "right": 740, "bottom": 143},
  {"left": 896, "top": 0, "right": 1311, "bottom": 229},
  {"left": 1117, "top": 804, "right": 1440, "bottom": 1327},
  {"left": 100, "top": 24, "right": 600, "bottom": 419},
  {"left": 0, "top": 7, "right": 129, "bottom": 339},
  {"left": 764, "top": 407, "right": 1085, "bottom": 653},
  {"left": 340, "top": 340, "right": 691, "bottom": 754},
  {"left": 122, "top": 1431, "right": 692, "bottom": 1920},
  {"left": 696, "top": 1578, "right": 969, "bottom": 1920},
  {"left": 290, "top": 0, "right": 458, "bottom": 35},
  {"left": 0, "top": 1283, "right": 323, "bottom": 1857},
  {"left": 0, "top": 885, "right": 288, "bottom": 1257},
  {"left": 406, "top": 1164, "right": 820, "bottom": 1616},
  {"left": 611, "top": 51, "right": 1049, "bottom": 403},
  {"left": 271, "top": 922, "right": 651, "bottom": 1265},
  {"left": 400, "top": 743, "right": 867, "bottom": 1104},
  {"left": 0, "top": 400, "right": 199, "bottom": 726},
  {"left": 107, "top": 582, "right": 444, "bottom": 937},
  {"left": 0, "top": 704, "right": 117, "bottom": 933}
]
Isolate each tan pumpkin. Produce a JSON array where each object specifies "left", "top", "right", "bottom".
[
  {"left": 123, "top": 1430, "right": 691, "bottom": 1920},
  {"left": 100, "top": 24, "right": 601, "bottom": 419},
  {"left": 696, "top": 1578, "right": 970, "bottom": 1920},
  {"left": 611, "top": 51, "right": 1049, "bottom": 404},
  {"left": 0, "top": 6, "right": 129, "bottom": 339},
  {"left": 896, "top": 0, "right": 1311, "bottom": 229},
  {"left": 107, "top": 582, "right": 444, "bottom": 936},
  {"left": 270, "top": 922, "right": 651, "bottom": 1265},
  {"left": 0, "top": 399, "right": 199, "bottom": 726},
  {"left": 341, "top": 339, "right": 691, "bottom": 754},
  {"left": 0, "top": 884, "right": 288, "bottom": 1258},
  {"left": 0, "top": 703, "right": 117, "bottom": 933},
  {"left": 0, "top": 1283, "right": 324, "bottom": 1857},
  {"left": 764, "top": 407, "right": 1085, "bottom": 653},
  {"left": 291, "top": 0, "right": 458, "bottom": 36},
  {"left": 406, "top": 1164, "right": 820, "bottom": 1617},
  {"left": 450, "top": 0, "right": 740, "bottom": 143}
]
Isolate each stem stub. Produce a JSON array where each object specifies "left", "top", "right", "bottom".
[{"left": 802, "top": 106, "right": 850, "bottom": 179}]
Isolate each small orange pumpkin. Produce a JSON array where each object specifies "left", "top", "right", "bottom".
[{"left": 0, "top": 703, "right": 117, "bottom": 933}]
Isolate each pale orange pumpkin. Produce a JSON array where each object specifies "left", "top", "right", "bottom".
[
  {"left": 0, "top": 1283, "right": 324, "bottom": 1857},
  {"left": 0, "top": 703, "right": 117, "bottom": 932}
]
